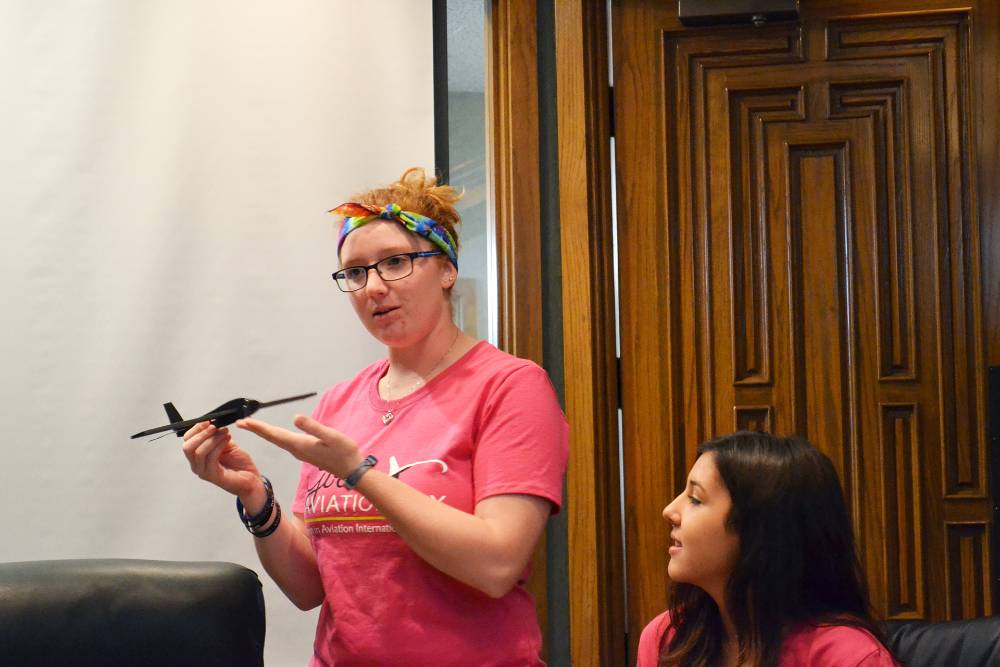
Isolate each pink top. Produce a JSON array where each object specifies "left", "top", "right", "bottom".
[
  {"left": 293, "top": 341, "right": 568, "bottom": 666},
  {"left": 637, "top": 611, "right": 899, "bottom": 667}
]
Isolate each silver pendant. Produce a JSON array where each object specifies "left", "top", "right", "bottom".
[{"left": 382, "top": 409, "right": 394, "bottom": 425}]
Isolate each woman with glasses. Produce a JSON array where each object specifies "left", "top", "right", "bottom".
[{"left": 181, "top": 168, "right": 568, "bottom": 666}]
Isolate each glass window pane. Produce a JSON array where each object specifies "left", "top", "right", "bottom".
[{"left": 443, "top": 1, "right": 492, "bottom": 343}]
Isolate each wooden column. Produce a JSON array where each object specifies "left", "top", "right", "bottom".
[
  {"left": 554, "top": 1, "right": 626, "bottom": 664},
  {"left": 489, "top": 0, "right": 542, "bottom": 360},
  {"left": 486, "top": 0, "right": 549, "bottom": 647}
]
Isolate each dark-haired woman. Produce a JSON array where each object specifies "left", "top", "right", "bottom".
[
  {"left": 637, "top": 432, "right": 898, "bottom": 667},
  {"left": 182, "top": 168, "right": 568, "bottom": 666}
]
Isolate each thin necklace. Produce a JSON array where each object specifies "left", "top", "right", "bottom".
[{"left": 381, "top": 328, "right": 461, "bottom": 426}]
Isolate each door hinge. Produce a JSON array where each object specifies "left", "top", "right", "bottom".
[
  {"left": 609, "top": 84, "right": 616, "bottom": 138},
  {"left": 616, "top": 355, "right": 623, "bottom": 410}
]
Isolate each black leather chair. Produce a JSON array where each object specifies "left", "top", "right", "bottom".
[
  {"left": 0, "top": 559, "right": 265, "bottom": 667},
  {"left": 885, "top": 616, "right": 1000, "bottom": 666}
]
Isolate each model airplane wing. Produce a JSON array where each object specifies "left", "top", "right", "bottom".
[{"left": 130, "top": 392, "right": 317, "bottom": 440}]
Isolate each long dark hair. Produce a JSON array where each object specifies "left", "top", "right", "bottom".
[{"left": 660, "top": 431, "right": 885, "bottom": 667}]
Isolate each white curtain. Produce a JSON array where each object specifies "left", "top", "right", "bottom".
[{"left": 0, "top": 2, "right": 434, "bottom": 664}]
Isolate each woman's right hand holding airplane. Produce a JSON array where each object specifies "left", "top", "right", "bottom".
[{"left": 182, "top": 421, "right": 267, "bottom": 512}]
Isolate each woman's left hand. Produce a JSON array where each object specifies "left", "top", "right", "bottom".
[{"left": 236, "top": 415, "right": 364, "bottom": 479}]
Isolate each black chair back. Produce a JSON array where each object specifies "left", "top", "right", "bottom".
[
  {"left": 0, "top": 559, "right": 265, "bottom": 667},
  {"left": 885, "top": 617, "right": 1000, "bottom": 667}
]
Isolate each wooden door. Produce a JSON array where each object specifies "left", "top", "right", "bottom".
[{"left": 613, "top": 0, "right": 996, "bottom": 660}]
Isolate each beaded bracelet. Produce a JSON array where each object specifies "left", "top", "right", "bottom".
[{"left": 236, "top": 476, "right": 275, "bottom": 532}]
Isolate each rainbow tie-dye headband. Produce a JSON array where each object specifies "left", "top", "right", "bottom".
[{"left": 330, "top": 202, "right": 459, "bottom": 269}]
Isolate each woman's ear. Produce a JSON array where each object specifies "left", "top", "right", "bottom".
[{"left": 441, "top": 262, "right": 457, "bottom": 288}]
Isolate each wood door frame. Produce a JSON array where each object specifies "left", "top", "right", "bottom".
[
  {"left": 553, "top": 2, "right": 626, "bottom": 665},
  {"left": 489, "top": 0, "right": 543, "bottom": 362},
  {"left": 975, "top": 3, "right": 1000, "bottom": 368},
  {"left": 486, "top": 0, "right": 551, "bottom": 645},
  {"left": 488, "top": 1, "right": 626, "bottom": 664}
]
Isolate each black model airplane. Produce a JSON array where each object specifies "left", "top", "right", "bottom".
[{"left": 130, "top": 392, "right": 317, "bottom": 440}]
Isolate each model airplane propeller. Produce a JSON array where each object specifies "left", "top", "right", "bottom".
[{"left": 131, "top": 392, "right": 317, "bottom": 440}]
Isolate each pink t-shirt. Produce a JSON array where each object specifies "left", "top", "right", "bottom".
[
  {"left": 637, "top": 611, "right": 899, "bottom": 667},
  {"left": 292, "top": 341, "right": 568, "bottom": 666}
]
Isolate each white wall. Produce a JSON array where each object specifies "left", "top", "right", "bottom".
[{"left": 0, "top": 2, "right": 433, "bottom": 665}]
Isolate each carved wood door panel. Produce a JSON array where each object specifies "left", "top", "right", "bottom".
[{"left": 613, "top": 1, "right": 994, "bottom": 659}]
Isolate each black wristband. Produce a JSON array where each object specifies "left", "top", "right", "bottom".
[
  {"left": 344, "top": 455, "right": 378, "bottom": 489},
  {"left": 236, "top": 477, "right": 274, "bottom": 530},
  {"left": 250, "top": 501, "right": 282, "bottom": 538}
]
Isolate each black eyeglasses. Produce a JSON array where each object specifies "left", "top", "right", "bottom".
[{"left": 332, "top": 251, "right": 443, "bottom": 292}]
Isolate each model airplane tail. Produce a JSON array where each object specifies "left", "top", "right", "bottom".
[{"left": 163, "top": 403, "right": 184, "bottom": 435}]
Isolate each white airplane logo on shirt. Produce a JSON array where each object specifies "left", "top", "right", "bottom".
[{"left": 387, "top": 455, "right": 449, "bottom": 478}]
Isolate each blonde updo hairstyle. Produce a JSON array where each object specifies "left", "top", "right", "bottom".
[{"left": 350, "top": 167, "right": 463, "bottom": 255}]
